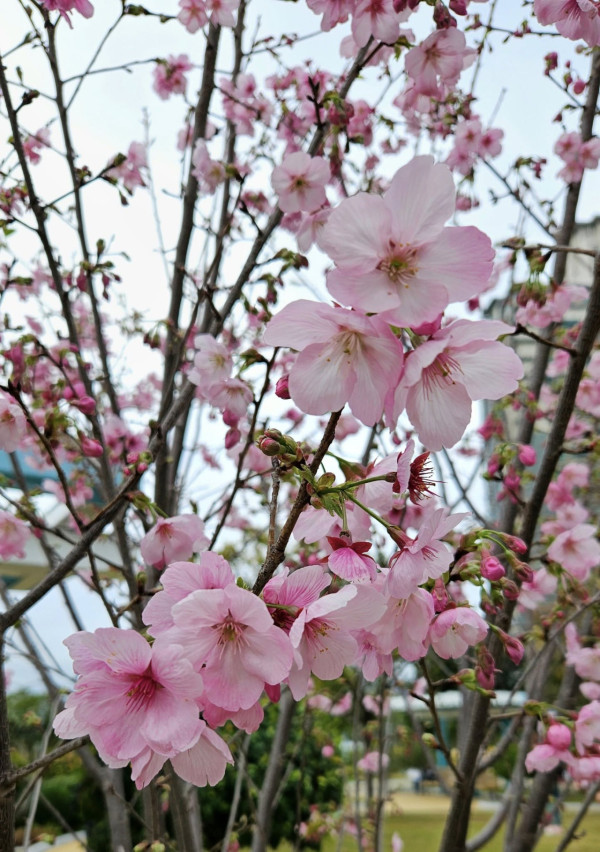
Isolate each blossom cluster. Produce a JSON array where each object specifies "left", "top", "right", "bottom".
[{"left": 265, "top": 155, "right": 524, "bottom": 450}]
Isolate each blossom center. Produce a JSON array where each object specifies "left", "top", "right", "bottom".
[
  {"left": 217, "top": 612, "right": 247, "bottom": 645},
  {"left": 126, "top": 668, "right": 161, "bottom": 712},
  {"left": 422, "top": 351, "right": 463, "bottom": 396},
  {"left": 378, "top": 244, "right": 418, "bottom": 286}
]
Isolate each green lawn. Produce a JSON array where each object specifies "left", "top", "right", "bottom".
[{"left": 323, "top": 809, "right": 600, "bottom": 851}]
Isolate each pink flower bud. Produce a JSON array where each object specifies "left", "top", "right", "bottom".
[
  {"left": 573, "top": 79, "right": 586, "bottom": 95},
  {"left": 480, "top": 551, "right": 505, "bottom": 581},
  {"left": 80, "top": 436, "right": 104, "bottom": 458},
  {"left": 275, "top": 375, "right": 291, "bottom": 400},
  {"left": 74, "top": 395, "right": 96, "bottom": 415},
  {"left": 518, "top": 444, "right": 536, "bottom": 466},
  {"left": 506, "top": 535, "right": 527, "bottom": 555},
  {"left": 432, "top": 577, "right": 449, "bottom": 612},
  {"left": 225, "top": 427, "right": 241, "bottom": 450},
  {"left": 257, "top": 436, "right": 280, "bottom": 456},
  {"left": 497, "top": 628, "right": 525, "bottom": 665},
  {"left": 501, "top": 578, "right": 520, "bottom": 600},
  {"left": 321, "top": 745, "right": 335, "bottom": 758},
  {"left": 222, "top": 408, "right": 239, "bottom": 427},
  {"left": 546, "top": 723, "right": 571, "bottom": 751},
  {"left": 512, "top": 559, "right": 533, "bottom": 583}
]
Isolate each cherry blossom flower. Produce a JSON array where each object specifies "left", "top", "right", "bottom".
[
  {"left": 351, "top": 0, "right": 404, "bottom": 47},
  {"left": 547, "top": 523, "right": 600, "bottom": 581},
  {"left": 288, "top": 584, "right": 385, "bottom": 699},
  {"left": 405, "top": 28, "right": 476, "bottom": 98},
  {"left": 53, "top": 628, "right": 232, "bottom": 789},
  {"left": 318, "top": 156, "right": 494, "bottom": 326},
  {"left": 143, "top": 553, "right": 235, "bottom": 635},
  {"left": 263, "top": 300, "right": 403, "bottom": 426},
  {"left": 188, "top": 334, "right": 232, "bottom": 388},
  {"left": 386, "top": 508, "right": 467, "bottom": 599},
  {"left": 271, "top": 152, "right": 330, "bottom": 214},
  {"left": 140, "top": 514, "right": 209, "bottom": 569},
  {"left": 0, "top": 511, "right": 30, "bottom": 559},
  {"left": 357, "top": 751, "right": 390, "bottom": 772},
  {"left": 107, "top": 142, "right": 147, "bottom": 194},
  {"left": 307, "top": 0, "right": 356, "bottom": 31},
  {"left": 387, "top": 319, "right": 523, "bottom": 451},
  {"left": 534, "top": 0, "right": 600, "bottom": 47},
  {"left": 170, "top": 584, "right": 294, "bottom": 710},
  {"left": 191, "top": 141, "right": 226, "bottom": 193},
  {"left": 428, "top": 606, "right": 488, "bottom": 659},
  {"left": 41, "top": 0, "right": 93, "bottom": 25},
  {"left": 518, "top": 567, "right": 557, "bottom": 610},
  {"left": 525, "top": 723, "right": 573, "bottom": 773},
  {"left": 153, "top": 55, "right": 193, "bottom": 100},
  {"left": 178, "top": 0, "right": 208, "bottom": 32},
  {"left": 22, "top": 128, "right": 51, "bottom": 164},
  {"left": 326, "top": 536, "right": 379, "bottom": 583},
  {"left": 0, "top": 392, "right": 27, "bottom": 452},
  {"left": 372, "top": 585, "right": 434, "bottom": 662},
  {"left": 554, "top": 131, "right": 600, "bottom": 183}
]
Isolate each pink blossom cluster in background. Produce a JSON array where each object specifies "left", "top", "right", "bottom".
[{"left": 554, "top": 131, "right": 600, "bottom": 183}]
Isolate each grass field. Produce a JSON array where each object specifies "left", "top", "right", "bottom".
[{"left": 322, "top": 794, "right": 600, "bottom": 851}]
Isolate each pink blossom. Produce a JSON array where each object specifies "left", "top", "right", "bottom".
[
  {"left": 41, "top": 0, "right": 93, "bottom": 25},
  {"left": 372, "top": 586, "right": 434, "bottom": 661},
  {"left": 326, "top": 536, "right": 378, "bottom": 583},
  {"left": 204, "top": 377, "right": 253, "bottom": 422},
  {"left": 153, "top": 55, "right": 193, "bottom": 100},
  {"left": 191, "top": 141, "right": 226, "bottom": 193},
  {"left": 107, "top": 142, "right": 147, "bottom": 194},
  {"left": 0, "top": 392, "right": 27, "bottom": 452},
  {"left": 263, "top": 300, "right": 403, "bottom": 426},
  {"left": 405, "top": 28, "right": 476, "bottom": 97},
  {"left": 53, "top": 628, "right": 232, "bottom": 789},
  {"left": 0, "top": 511, "right": 30, "bottom": 559},
  {"left": 387, "top": 319, "right": 523, "bottom": 451},
  {"left": 534, "top": 0, "right": 600, "bottom": 47},
  {"left": 188, "top": 334, "right": 232, "bottom": 388},
  {"left": 519, "top": 567, "right": 557, "bottom": 610},
  {"left": 288, "top": 584, "right": 385, "bottom": 699},
  {"left": 318, "top": 156, "right": 494, "bottom": 326},
  {"left": 357, "top": 751, "right": 390, "bottom": 772},
  {"left": 307, "top": 0, "right": 356, "bottom": 31},
  {"left": 178, "top": 0, "right": 208, "bottom": 32},
  {"left": 170, "top": 584, "right": 294, "bottom": 710},
  {"left": 143, "top": 553, "right": 235, "bottom": 635},
  {"left": 575, "top": 700, "right": 600, "bottom": 753},
  {"left": 22, "top": 128, "right": 51, "bottom": 164},
  {"left": 271, "top": 152, "right": 329, "bottom": 214},
  {"left": 140, "top": 514, "right": 209, "bottom": 569},
  {"left": 526, "top": 724, "right": 572, "bottom": 773},
  {"left": 429, "top": 607, "right": 488, "bottom": 659},
  {"left": 353, "top": 628, "right": 394, "bottom": 680},
  {"left": 565, "top": 623, "right": 600, "bottom": 681},
  {"left": 386, "top": 508, "right": 468, "bottom": 599},
  {"left": 554, "top": 131, "right": 600, "bottom": 182},
  {"left": 352, "top": 0, "right": 404, "bottom": 48},
  {"left": 547, "top": 523, "right": 600, "bottom": 581},
  {"left": 263, "top": 564, "right": 332, "bottom": 634}
]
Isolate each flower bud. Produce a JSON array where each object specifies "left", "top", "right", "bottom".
[
  {"left": 546, "top": 723, "right": 571, "bottom": 751},
  {"left": 80, "top": 435, "right": 104, "bottom": 458},
  {"left": 225, "top": 427, "right": 241, "bottom": 450},
  {"left": 73, "top": 395, "right": 96, "bottom": 415},
  {"left": 275, "top": 375, "right": 291, "bottom": 399},
  {"left": 480, "top": 550, "right": 505, "bottom": 582}
]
